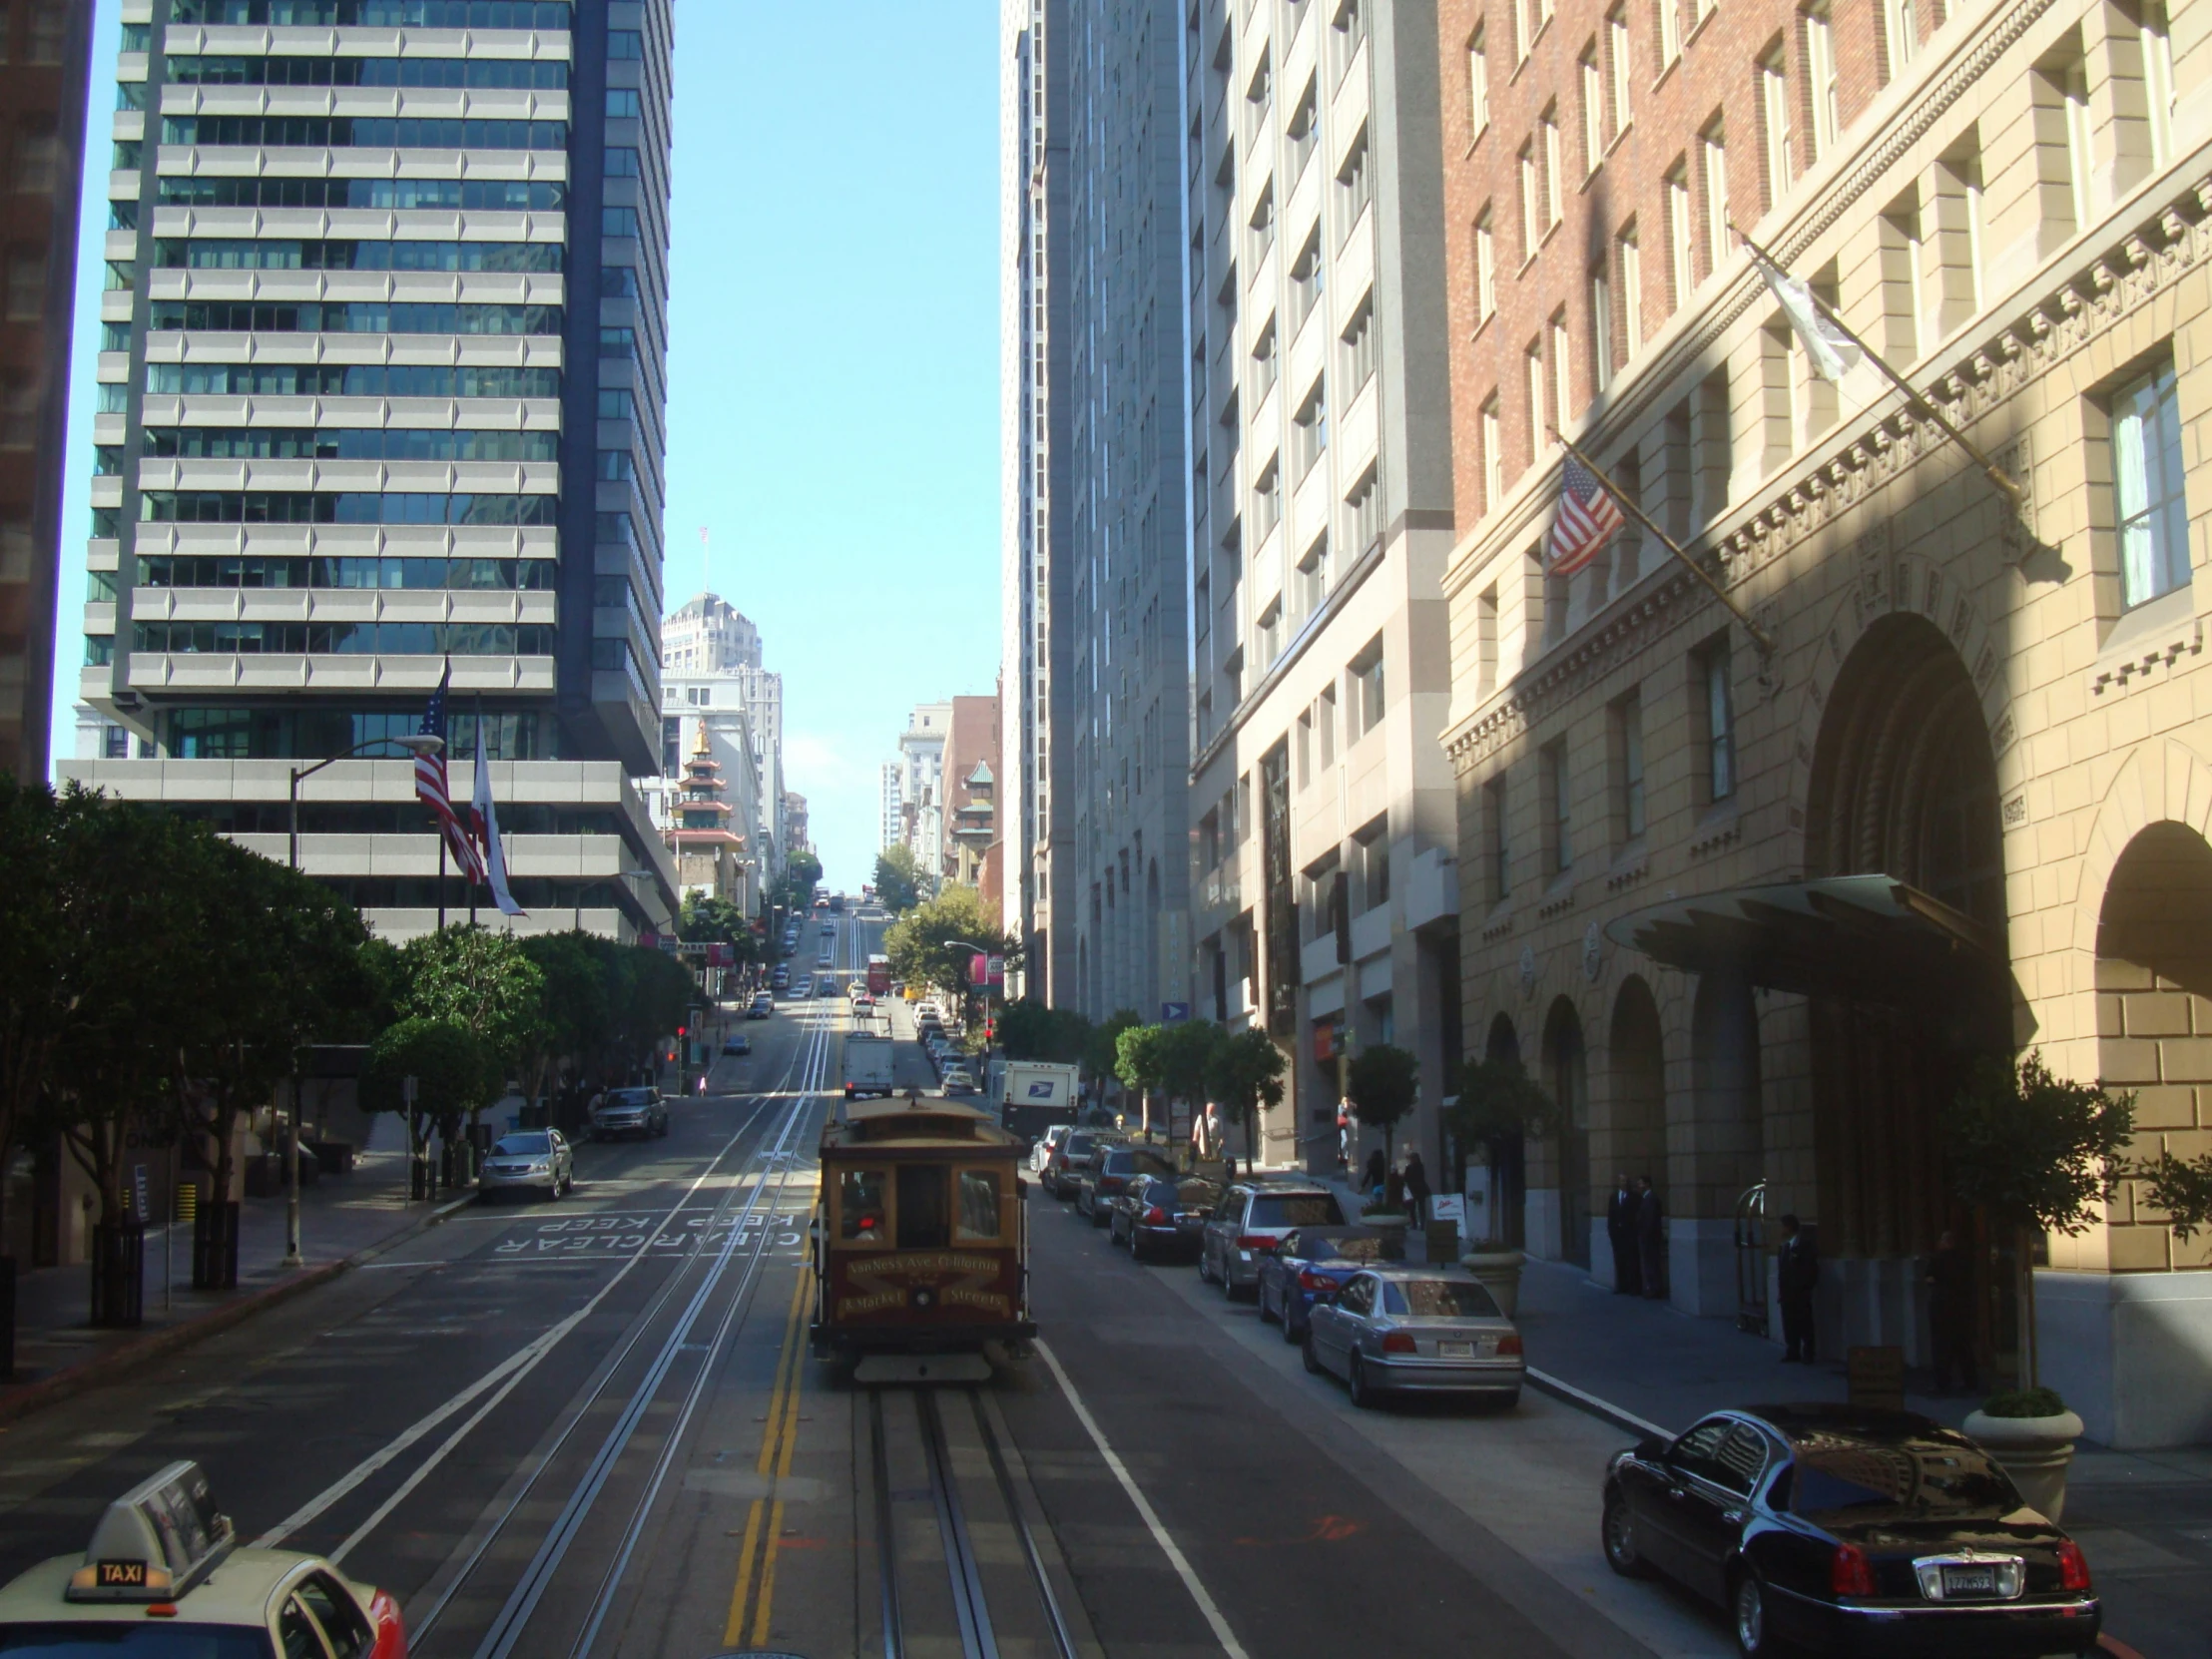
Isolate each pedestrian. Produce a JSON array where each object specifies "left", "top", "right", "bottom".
[
  {"left": 1402, "top": 1147, "right": 1430, "bottom": 1226},
  {"left": 1778, "top": 1213, "right": 1820, "bottom": 1363},
  {"left": 1925, "top": 1228, "right": 1978, "bottom": 1393},
  {"left": 1363, "top": 1146, "right": 1386, "bottom": 1202},
  {"left": 1607, "top": 1173, "right": 1642, "bottom": 1295},
  {"left": 1192, "top": 1102, "right": 1222, "bottom": 1165},
  {"left": 1336, "top": 1100, "right": 1353, "bottom": 1172},
  {"left": 1635, "top": 1176, "right": 1666, "bottom": 1301}
]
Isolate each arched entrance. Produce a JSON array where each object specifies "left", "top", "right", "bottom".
[
  {"left": 1606, "top": 976, "right": 1668, "bottom": 1191},
  {"left": 1482, "top": 1013, "right": 1525, "bottom": 1248},
  {"left": 1544, "top": 998, "right": 1591, "bottom": 1267},
  {"left": 2096, "top": 823, "right": 2212, "bottom": 1270},
  {"left": 1805, "top": 614, "right": 2009, "bottom": 1351}
]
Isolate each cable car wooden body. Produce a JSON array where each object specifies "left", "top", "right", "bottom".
[{"left": 811, "top": 1096, "right": 1034, "bottom": 1364}]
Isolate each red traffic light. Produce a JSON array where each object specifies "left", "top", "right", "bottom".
[{"left": 677, "top": 1025, "right": 688, "bottom": 1037}]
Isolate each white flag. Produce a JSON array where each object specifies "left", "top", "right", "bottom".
[
  {"left": 1751, "top": 248, "right": 1862, "bottom": 383},
  {"left": 470, "top": 721, "right": 527, "bottom": 917}
]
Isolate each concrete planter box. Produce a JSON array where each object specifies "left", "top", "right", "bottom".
[
  {"left": 1460, "top": 1249, "right": 1526, "bottom": 1320},
  {"left": 1961, "top": 1408, "right": 2084, "bottom": 1522}
]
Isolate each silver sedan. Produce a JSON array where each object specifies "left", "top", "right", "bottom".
[
  {"left": 1303, "top": 1266, "right": 1524, "bottom": 1409},
  {"left": 478, "top": 1130, "right": 574, "bottom": 1200}
]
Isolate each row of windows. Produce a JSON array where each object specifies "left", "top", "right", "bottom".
[
  {"left": 155, "top": 177, "right": 567, "bottom": 213},
  {"left": 145, "top": 300, "right": 563, "bottom": 335},
  {"left": 163, "top": 55, "right": 572, "bottom": 90},
  {"left": 142, "top": 427, "right": 560, "bottom": 462},
  {"left": 129, "top": 620, "right": 555, "bottom": 656},
  {"left": 152, "top": 239, "right": 563, "bottom": 274},
  {"left": 130, "top": 553, "right": 557, "bottom": 591},
  {"left": 140, "top": 491, "right": 560, "bottom": 526},
  {"left": 161, "top": 117, "right": 567, "bottom": 151},
  {"left": 143, "top": 362, "right": 563, "bottom": 398},
  {"left": 169, "top": 1, "right": 573, "bottom": 27},
  {"left": 155, "top": 705, "right": 555, "bottom": 763}
]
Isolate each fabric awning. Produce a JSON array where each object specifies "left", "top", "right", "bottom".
[{"left": 1602, "top": 875, "right": 2000, "bottom": 1004}]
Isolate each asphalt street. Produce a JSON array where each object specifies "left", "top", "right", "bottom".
[{"left": 0, "top": 908, "right": 1745, "bottom": 1659}]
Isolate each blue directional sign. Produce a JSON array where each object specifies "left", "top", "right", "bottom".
[{"left": 1160, "top": 1002, "right": 1191, "bottom": 1023}]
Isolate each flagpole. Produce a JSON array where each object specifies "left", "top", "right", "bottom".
[
  {"left": 1548, "top": 427, "right": 1776, "bottom": 655},
  {"left": 437, "top": 833, "right": 447, "bottom": 931},
  {"left": 1733, "top": 228, "right": 2025, "bottom": 518},
  {"left": 468, "top": 696, "right": 482, "bottom": 928}
]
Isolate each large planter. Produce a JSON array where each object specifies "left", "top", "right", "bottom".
[
  {"left": 1962, "top": 1408, "right": 2084, "bottom": 1522},
  {"left": 1363, "top": 1214, "right": 1410, "bottom": 1260},
  {"left": 1460, "top": 1249, "right": 1526, "bottom": 1320}
]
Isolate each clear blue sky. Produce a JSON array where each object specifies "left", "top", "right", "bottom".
[{"left": 47, "top": 0, "right": 1005, "bottom": 895}]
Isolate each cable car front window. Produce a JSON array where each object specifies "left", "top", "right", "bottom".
[
  {"left": 896, "top": 1164, "right": 950, "bottom": 1249},
  {"left": 956, "top": 1169, "right": 1002, "bottom": 1241},
  {"left": 838, "top": 1169, "right": 887, "bottom": 1243}
]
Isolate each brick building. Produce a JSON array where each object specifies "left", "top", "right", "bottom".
[{"left": 1434, "top": 0, "right": 2209, "bottom": 1444}]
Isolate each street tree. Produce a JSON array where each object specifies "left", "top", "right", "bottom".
[
  {"left": 883, "top": 885, "right": 1010, "bottom": 999},
  {"left": 365, "top": 1016, "right": 498, "bottom": 1157},
  {"left": 1347, "top": 1044, "right": 1420, "bottom": 1156},
  {"left": 0, "top": 779, "right": 71, "bottom": 1249},
  {"left": 780, "top": 850, "right": 825, "bottom": 909},
  {"left": 2137, "top": 1146, "right": 2212, "bottom": 1241},
  {"left": 1157, "top": 1020, "right": 1225, "bottom": 1137},
  {"left": 517, "top": 931, "right": 611, "bottom": 1109},
  {"left": 1943, "top": 1050, "right": 2135, "bottom": 1384},
  {"left": 872, "top": 844, "right": 927, "bottom": 913},
  {"left": 1207, "top": 1028, "right": 1287, "bottom": 1158},
  {"left": 1115, "top": 1023, "right": 1167, "bottom": 1133},
  {"left": 398, "top": 925, "right": 547, "bottom": 1107},
  {"left": 677, "top": 892, "right": 754, "bottom": 952},
  {"left": 1083, "top": 1009, "right": 1141, "bottom": 1108},
  {"left": 995, "top": 998, "right": 1091, "bottom": 1064}
]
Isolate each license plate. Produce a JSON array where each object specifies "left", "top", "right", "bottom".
[
  {"left": 1438, "top": 1341, "right": 1474, "bottom": 1358},
  {"left": 1942, "top": 1567, "right": 1995, "bottom": 1596}
]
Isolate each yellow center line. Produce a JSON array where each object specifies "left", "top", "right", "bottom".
[
  {"left": 724, "top": 1261, "right": 814, "bottom": 1646},
  {"left": 749, "top": 1306, "right": 811, "bottom": 1646}
]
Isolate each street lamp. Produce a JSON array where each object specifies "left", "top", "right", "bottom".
[{"left": 281, "top": 732, "right": 442, "bottom": 1268}]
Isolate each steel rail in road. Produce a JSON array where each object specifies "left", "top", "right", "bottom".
[{"left": 461, "top": 1011, "right": 830, "bottom": 1659}]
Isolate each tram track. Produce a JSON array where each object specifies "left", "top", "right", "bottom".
[{"left": 868, "top": 1382, "right": 1080, "bottom": 1659}]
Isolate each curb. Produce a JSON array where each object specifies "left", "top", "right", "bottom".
[
  {"left": 0, "top": 1190, "right": 480, "bottom": 1430},
  {"left": 1524, "top": 1367, "right": 1675, "bottom": 1442}
]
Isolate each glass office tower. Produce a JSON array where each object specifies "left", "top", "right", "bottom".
[{"left": 64, "top": 0, "right": 677, "bottom": 940}]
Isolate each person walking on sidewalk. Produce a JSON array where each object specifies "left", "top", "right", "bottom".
[
  {"left": 1634, "top": 1176, "right": 1666, "bottom": 1301},
  {"left": 1402, "top": 1148, "right": 1430, "bottom": 1226},
  {"left": 1363, "top": 1146, "right": 1386, "bottom": 1204},
  {"left": 1925, "top": 1229, "right": 1978, "bottom": 1393},
  {"left": 1779, "top": 1214, "right": 1820, "bottom": 1362},
  {"left": 1607, "top": 1173, "right": 1642, "bottom": 1295}
]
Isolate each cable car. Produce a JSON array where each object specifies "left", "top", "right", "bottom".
[{"left": 812, "top": 1095, "right": 1034, "bottom": 1382}]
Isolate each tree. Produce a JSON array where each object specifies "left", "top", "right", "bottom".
[
  {"left": 1083, "top": 1009, "right": 1142, "bottom": 1103},
  {"left": 1158, "top": 1019, "right": 1225, "bottom": 1107},
  {"left": 996, "top": 998, "right": 1090, "bottom": 1064},
  {"left": 1347, "top": 1043, "right": 1420, "bottom": 1154},
  {"left": 398, "top": 925, "right": 547, "bottom": 1107},
  {"left": 1207, "top": 1028, "right": 1287, "bottom": 1155},
  {"left": 873, "top": 844, "right": 927, "bottom": 913},
  {"left": 678, "top": 892, "right": 754, "bottom": 955},
  {"left": 882, "top": 885, "right": 1011, "bottom": 998},
  {"left": 1444, "top": 1057, "right": 1559, "bottom": 1150},
  {"left": 1942, "top": 1050, "right": 2135, "bottom": 1383},
  {"left": 0, "top": 779, "right": 72, "bottom": 1243},
  {"left": 1115, "top": 1023, "right": 1167, "bottom": 1131},
  {"left": 2136, "top": 1147, "right": 2212, "bottom": 1241},
  {"left": 364, "top": 1017, "right": 498, "bottom": 1152},
  {"left": 779, "top": 850, "right": 824, "bottom": 909},
  {"left": 517, "top": 931, "right": 611, "bottom": 1107}
]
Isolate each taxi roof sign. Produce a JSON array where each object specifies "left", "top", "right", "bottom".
[{"left": 65, "top": 1460, "right": 235, "bottom": 1604}]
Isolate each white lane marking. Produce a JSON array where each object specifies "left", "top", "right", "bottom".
[
  {"left": 1034, "top": 1338, "right": 1251, "bottom": 1659},
  {"left": 1525, "top": 1368, "right": 1674, "bottom": 1441},
  {"left": 252, "top": 1100, "right": 772, "bottom": 1550}
]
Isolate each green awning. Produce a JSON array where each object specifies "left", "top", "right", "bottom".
[{"left": 1602, "top": 875, "right": 1999, "bottom": 1004}]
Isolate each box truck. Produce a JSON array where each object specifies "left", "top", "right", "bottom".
[
  {"left": 998, "top": 1061, "right": 1080, "bottom": 1145},
  {"left": 844, "top": 1034, "right": 896, "bottom": 1100}
]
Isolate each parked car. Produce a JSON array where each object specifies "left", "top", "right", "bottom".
[
  {"left": 748, "top": 993, "right": 774, "bottom": 1019},
  {"left": 1199, "top": 1183, "right": 1346, "bottom": 1298},
  {"left": 1078, "top": 1144, "right": 1180, "bottom": 1225},
  {"left": 1257, "top": 1226, "right": 1388, "bottom": 1341},
  {"left": 1044, "top": 1129, "right": 1120, "bottom": 1199},
  {"left": 590, "top": 1086, "right": 669, "bottom": 1141},
  {"left": 722, "top": 1032, "right": 751, "bottom": 1056},
  {"left": 479, "top": 1129, "right": 574, "bottom": 1199},
  {"left": 1302, "top": 1266, "right": 1523, "bottom": 1410},
  {"left": 770, "top": 966, "right": 791, "bottom": 989},
  {"left": 1109, "top": 1173, "right": 1220, "bottom": 1261},
  {"left": 793, "top": 975, "right": 814, "bottom": 997},
  {"left": 1031, "top": 1124, "right": 1072, "bottom": 1174},
  {"left": 1602, "top": 1404, "right": 2101, "bottom": 1659},
  {"left": 939, "top": 1068, "right": 979, "bottom": 1096}
]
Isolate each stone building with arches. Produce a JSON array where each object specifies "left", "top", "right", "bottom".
[{"left": 1433, "top": 0, "right": 2211, "bottom": 1445}]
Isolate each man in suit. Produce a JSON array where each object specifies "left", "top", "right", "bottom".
[
  {"left": 1778, "top": 1213, "right": 1820, "bottom": 1362},
  {"left": 1607, "top": 1174, "right": 1641, "bottom": 1295},
  {"left": 1635, "top": 1176, "right": 1666, "bottom": 1301}
]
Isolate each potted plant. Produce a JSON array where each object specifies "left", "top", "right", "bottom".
[
  {"left": 1442, "top": 1058, "right": 1560, "bottom": 1319},
  {"left": 1963, "top": 1387, "right": 2086, "bottom": 1522},
  {"left": 1941, "top": 1051, "right": 2134, "bottom": 1519}
]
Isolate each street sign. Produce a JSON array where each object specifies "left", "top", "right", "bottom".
[{"left": 1160, "top": 1001, "right": 1190, "bottom": 1023}]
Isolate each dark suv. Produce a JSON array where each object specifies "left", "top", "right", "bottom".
[{"left": 1077, "top": 1144, "right": 1180, "bottom": 1225}]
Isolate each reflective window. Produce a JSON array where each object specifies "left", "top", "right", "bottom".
[
  {"left": 839, "top": 1170, "right": 887, "bottom": 1242},
  {"left": 955, "top": 1170, "right": 1002, "bottom": 1241}
]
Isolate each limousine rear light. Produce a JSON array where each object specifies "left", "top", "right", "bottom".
[
  {"left": 1143, "top": 1206, "right": 1170, "bottom": 1226},
  {"left": 2056, "top": 1539, "right": 2091, "bottom": 1592},
  {"left": 1831, "top": 1543, "right": 1878, "bottom": 1598}
]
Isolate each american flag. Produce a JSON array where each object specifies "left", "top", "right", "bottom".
[
  {"left": 416, "top": 668, "right": 486, "bottom": 882},
  {"left": 1546, "top": 455, "right": 1624, "bottom": 577}
]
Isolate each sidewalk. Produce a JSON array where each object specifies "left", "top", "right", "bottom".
[
  {"left": 1509, "top": 1251, "right": 2212, "bottom": 1659},
  {"left": 1, "top": 1127, "right": 473, "bottom": 1422}
]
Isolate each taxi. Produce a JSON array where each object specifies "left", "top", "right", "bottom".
[{"left": 0, "top": 1460, "right": 405, "bottom": 1657}]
